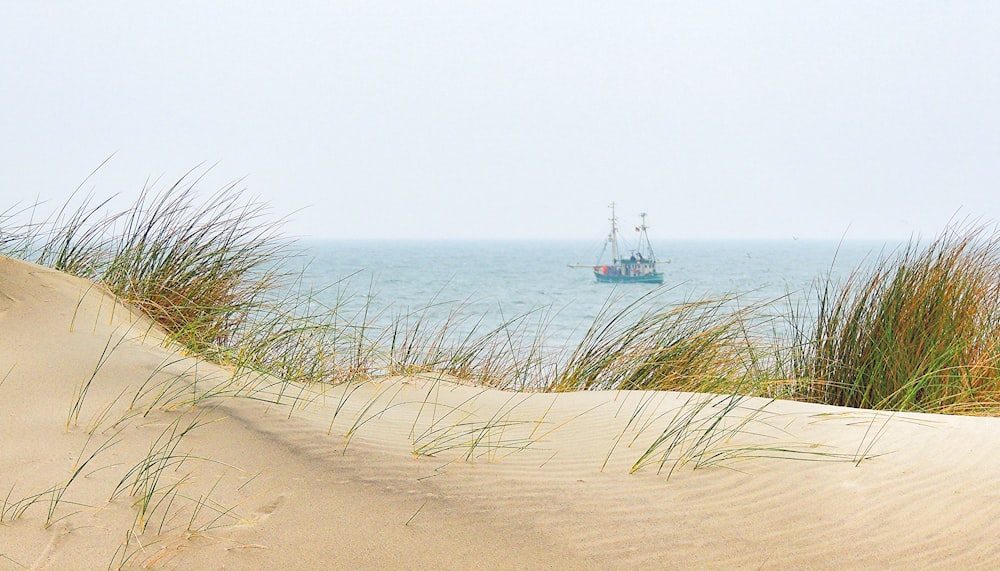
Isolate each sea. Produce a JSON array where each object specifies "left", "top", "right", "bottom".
[{"left": 288, "top": 239, "right": 894, "bottom": 351}]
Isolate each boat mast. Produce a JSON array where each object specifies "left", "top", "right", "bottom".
[
  {"left": 638, "top": 212, "right": 657, "bottom": 261},
  {"left": 608, "top": 202, "right": 619, "bottom": 263}
]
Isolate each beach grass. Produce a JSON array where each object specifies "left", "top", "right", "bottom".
[
  {"left": 7, "top": 181, "right": 1000, "bottom": 418},
  {"left": 546, "top": 291, "right": 775, "bottom": 394},
  {"left": 793, "top": 223, "right": 1000, "bottom": 414}
]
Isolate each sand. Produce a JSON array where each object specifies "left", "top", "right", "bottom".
[{"left": 2, "top": 255, "right": 1000, "bottom": 569}]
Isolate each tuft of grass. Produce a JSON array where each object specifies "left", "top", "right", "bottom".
[
  {"left": 3, "top": 172, "right": 365, "bottom": 390},
  {"left": 435, "top": 305, "right": 559, "bottom": 390},
  {"left": 410, "top": 392, "right": 544, "bottom": 461},
  {"left": 228, "top": 283, "right": 369, "bottom": 386},
  {"left": 110, "top": 412, "right": 217, "bottom": 533},
  {"left": 12, "top": 170, "right": 296, "bottom": 365},
  {"left": 794, "top": 223, "right": 1000, "bottom": 413},
  {"left": 625, "top": 391, "right": 885, "bottom": 477},
  {"left": 383, "top": 298, "right": 459, "bottom": 377},
  {"left": 547, "top": 290, "right": 774, "bottom": 395},
  {"left": 96, "top": 178, "right": 292, "bottom": 357},
  {"left": 2, "top": 486, "right": 60, "bottom": 524}
]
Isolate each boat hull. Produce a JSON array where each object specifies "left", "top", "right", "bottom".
[{"left": 594, "top": 270, "right": 663, "bottom": 284}]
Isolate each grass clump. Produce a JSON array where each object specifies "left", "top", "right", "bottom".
[
  {"left": 548, "top": 291, "right": 775, "bottom": 395},
  {"left": 794, "top": 224, "right": 1000, "bottom": 414},
  {"left": 6, "top": 172, "right": 356, "bottom": 385},
  {"left": 381, "top": 300, "right": 557, "bottom": 390},
  {"left": 98, "top": 182, "right": 289, "bottom": 356}
]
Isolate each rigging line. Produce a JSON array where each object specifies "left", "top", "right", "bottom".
[{"left": 595, "top": 240, "right": 608, "bottom": 265}]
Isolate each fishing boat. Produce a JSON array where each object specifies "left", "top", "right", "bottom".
[{"left": 590, "top": 203, "right": 664, "bottom": 284}]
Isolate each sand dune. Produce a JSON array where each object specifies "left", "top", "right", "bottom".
[{"left": 2, "top": 255, "right": 1000, "bottom": 569}]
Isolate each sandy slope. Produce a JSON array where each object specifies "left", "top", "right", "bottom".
[{"left": 2, "top": 255, "right": 1000, "bottom": 569}]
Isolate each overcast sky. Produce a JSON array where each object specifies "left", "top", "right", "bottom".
[{"left": 2, "top": 2, "right": 998, "bottom": 240}]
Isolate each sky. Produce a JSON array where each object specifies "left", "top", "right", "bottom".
[{"left": 2, "top": 2, "right": 999, "bottom": 241}]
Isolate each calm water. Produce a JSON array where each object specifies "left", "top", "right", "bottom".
[{"left": 291, "top": 239, "right": 890, "bottom": 349}]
